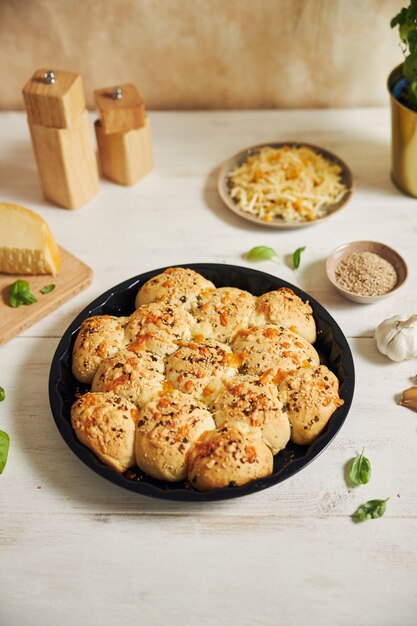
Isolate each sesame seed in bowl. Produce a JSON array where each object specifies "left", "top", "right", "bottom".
[{"left": 326, "top": 241, "right": 408, "bottom": 304}]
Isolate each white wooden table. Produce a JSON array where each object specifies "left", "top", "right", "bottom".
[{"left": 1, "top": 109, "right": 417, "bottom": 626}]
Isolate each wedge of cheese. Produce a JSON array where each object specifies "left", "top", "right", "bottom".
[{"left": 0, "top": 202, "right": 60, "bottom": 275}]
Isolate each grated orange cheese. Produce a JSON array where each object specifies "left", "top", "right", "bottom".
[{"left": 228, "top": 146, "right": 347, "bottom": 224}]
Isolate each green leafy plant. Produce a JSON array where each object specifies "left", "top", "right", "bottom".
[
  {"left": 0, "top": 387, "right": 4, "bottom": 402},
  {"left": 391, "top": 0, "right": 417, "bottom": 109},
  {"left": 246, "top": 246, "right": 279, "bottom": 262},
  {"left": 0, "top": 430, "right": 10, "bottom": 474},
  {"left": 354, "top": 498, "right": 389, "bottom": 522},
  {"left": 8, "top": 280, "right": 37, "bottom": 308},
  {"left": 349, "top": 449, "right": 371, "bottom": 486},
  {"left": 292, "top": 246, "right": 306, "bottom": 270}
]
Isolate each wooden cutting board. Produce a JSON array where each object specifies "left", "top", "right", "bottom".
[{"left": 0, "top": 247, "right": 92, "bottom": 345}]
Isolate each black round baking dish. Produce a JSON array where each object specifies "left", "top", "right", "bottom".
[{"left": 49, "top": 263, "right": 355, "bottom": 502}]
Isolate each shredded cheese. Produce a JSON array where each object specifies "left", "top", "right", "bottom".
[{"left": 227, "top": 146, "right": 347, "bottom": 223}]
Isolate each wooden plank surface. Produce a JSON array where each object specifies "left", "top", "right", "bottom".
[
  {"left": 0, "top": 247, "right": 92, "bottom": 344},
  {"left": 0, "top": 109, "right": 416, "bottom": 626}
]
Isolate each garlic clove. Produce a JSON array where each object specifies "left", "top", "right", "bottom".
[{"left": 400, "top": 386, "right": 417, "bottom": 410}]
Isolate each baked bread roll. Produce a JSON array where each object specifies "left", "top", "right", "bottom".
[
  {"left": 71, "top": 392, "right": 139, "bottom": 472},
  {"left": 187, "top": 423, "right": 273, "bottom": 492},
  {"left": 232, "top": 325, "right": 320, "bottom": 383},
  {"left": 212, "top": 375, "right": 290, "bottom": 454},
  {"left": 124, "top": 302, "right": 194, "bottom": 356},
  {"left": 91, "top": 349, "right": 164, "bottom": 408},
  {"left": 165, "top": 339, "right": 239, "bottom": 403},
  {"left": 72, "top": 315, "right": 128, "bottom": 384},
  {"left": 252, "top": 288, "right": 316, "bottom": 343},
  {"left": 135, "top": 267, "right": 215, "bottom": 310},
  {"left": 278, "top": 365, "right": 344, "bottom": 445},
  {"left": 135, "top": 390, "right": 215, "bottom": 481},
  {"left": 192, "top": 287, "right": 257, "bottom": 342}
]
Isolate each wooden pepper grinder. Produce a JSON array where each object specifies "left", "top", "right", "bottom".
[
  {"left": 94, "top": 84, "right": 153, "bottom": 185},
  {"left": 22, "top": 68, "right": 99, "bottom": 209}
]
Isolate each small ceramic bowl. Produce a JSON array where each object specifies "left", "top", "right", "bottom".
[{"left": 326, "top": 241, "right": 408, "bottom": 304}]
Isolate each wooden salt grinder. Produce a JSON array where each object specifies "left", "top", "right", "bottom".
[
  {"left": 94, "top": 84, "right": 153, "bottom": 186},
  {"left": 22, "top": 68, "right": 99, "bottom": 209}
]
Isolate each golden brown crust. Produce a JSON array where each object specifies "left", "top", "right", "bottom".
[
  {"left": 213, "top": 375, "right": 290, "bottom": 454},
  {"left": 71, "top": 392, "right": 139, "bottom": 472},
  {"left": 252, "top": 288, "right": 317, "bottom": 343},
  {"left": 135, "top": 390, "right": 215, "bottom": 481},
  {"left": 232, "top": 325, "right": 319, "bottom": 382},
  {"left": 187, "top": 423, "right": 273, "bottom": 492},
  {"left": 165, "top": 339, "right": 239, "bottom": 403},
  {"left": 135, "top": 267, "right": 215, "bottom": 310},
  {"left": 192, "top": 287, "right": 257, "bottom": 342},
  {"left": 72, "top": 315, "right": 129, "bottom": 384},
  {"left": 69, "top": 267, "right": 343, "bottom": 492},
  {"left": 91, "top": 349, "right": 165, "bottom": 408},
  {"left": 124, "top": 302, "right": 194, "bottom": 356},
  {"left": 278, "top": 365, "right": 344, "bottom": 445}
]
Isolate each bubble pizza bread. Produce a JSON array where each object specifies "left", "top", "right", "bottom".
[
  {"left": 212, "top": 375, "right": 291, "bottom": 455},
  {"left": 72, "top": 315, "right": 129, "bottom": 384},
  {"left": 252, "top": 287, "right": 316, "bottom": 343},
  {"left": 187, "top": 423, "right": 273, "bottom": 492},
  {"left": 278, "top": 365, "right": 344, "bottom": 445},
  {"left": 191, "top": 287, "right": 256, "bottom": 342},
  {"left": 135, "top": 390, "right": 215, "bottom": 481},
  {"left": 124, "top": 302, "right": 194, "bottom": 356},
  {"left": 92, "top": 349, "right": 165, "bottom": 408},
  {"left": 135, "top": 266, "right": 215, "bottom": 310},
  {"left": 67, "top": 266, "right": 347, "bottom": 493},
  {"left": 165, "top": 339, "right": 238, "bottom": 403},
  {"left": 71, "top": 392, "right": 139, "bottom": 473}
]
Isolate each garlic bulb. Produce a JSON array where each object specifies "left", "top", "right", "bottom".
[{"left": 375, "top": 314, "right": 417, "bottom": 362}]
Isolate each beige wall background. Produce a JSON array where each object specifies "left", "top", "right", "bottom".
[{"left": 0, "top": 0, "right": 406, "bottom": 110}]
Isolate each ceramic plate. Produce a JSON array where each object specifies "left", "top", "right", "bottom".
[
  {"left": 49, "top": 263, "right": 355, "bottom": 501},
  {"left": 217, "top": 142, "right": 353, "bottom": 229}
]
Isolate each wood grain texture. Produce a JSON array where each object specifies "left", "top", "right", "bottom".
[
  {"left": 28, "top": 110, "right": 99, "bottom": 209},
  {"left": 94, "top": 84, "right": 145, "bottom": 134},
  {"left": 0, "top": 109, "right": 416, "bottom": 626},
  {"left": 22, "top": 68, "right": 86, "bottom": 129},
  {"left": 95, "top": 116, "right": 153, "bottom": 185},
  {"left": 0, "top": 248, "right": 92, "bottom": 345}
]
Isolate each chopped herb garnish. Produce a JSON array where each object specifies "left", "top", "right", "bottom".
[
  {"left": 40, "top": 284, "right": 56, "bottom": 295},
  {"left": 292, "top": 246, "right": 306, "bottom": 270},
  {"left": 8, "top": 280, "right": 37, "bottom": 308},
  {"left": 246, "top": 246, "right": 279, "bottom": 262}
]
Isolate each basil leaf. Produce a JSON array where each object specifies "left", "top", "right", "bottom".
[
  {"left": 292, "top": 246, "right": 306, "bottom": 270},
  {"left": 246, "top": 246, "right": 279, "bottom": 261},
  {"left": 12, "top": 279, "right": 30, "bottom": 293},
  {"left": 0, "top": 430, "right": 10, "bottom": 474},
  {"left": 354, "top": 498, "right": 389, "bottom": 522},
  {"left": 19, "top": 291, "right": 37, "bottom": 305},
  {"left": 8, "top": 292, "right": 22, "bottom": 308},
  {"left": 40, "top": 284, "right": 56, "bottom": 295},
  {"left": 349, "top": 449, "right": 371, "bottom": 486},
  {"left": 8, "top": 280, "right": 37, "bottom": 307},
  {"left": 0, "top": 387, "right": 5, "bottom": 402}
]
